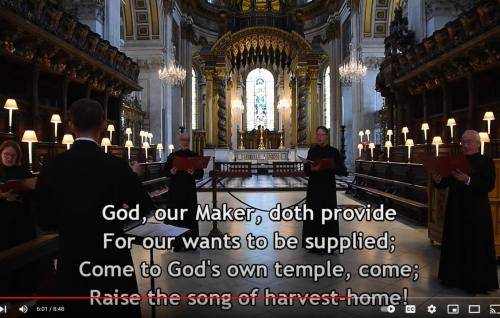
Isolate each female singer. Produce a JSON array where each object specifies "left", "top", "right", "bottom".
[{"left": 0, "top": 140, "right": 37, "bottom": 294}]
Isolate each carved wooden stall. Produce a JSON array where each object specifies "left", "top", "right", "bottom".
[
  {"left": 0, "top": 0, "right": 159, "bottom": 170},
  {"left": 371, "top": 1, "right": 500, "bottom": 252}
]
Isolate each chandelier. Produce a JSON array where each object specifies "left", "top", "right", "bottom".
[
  {"left": 338, "top": 43, "right": 367, "bottom": 84},
  {"left": 158, "top": 46, "right": 186, "bottom": 86}
]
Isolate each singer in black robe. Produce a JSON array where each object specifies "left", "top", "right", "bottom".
[
  {"left": 303, "top": 128, "right": 348, "bottom": 253},
  {"left": 164, "top": 148, "right": 204, "bottom": 250},
  {"left": 36, "top": 98, "right": 155, "bottom": 317},
  {"left": 434, "top": 152, "right": 498, "bottom": 293},
  {"left": 0, "top": 160, "right": 37, "bottom": 295}
]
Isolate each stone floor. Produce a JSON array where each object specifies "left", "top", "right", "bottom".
[{"left": 132, "top": 191, "right": 500, "bottom": 318}]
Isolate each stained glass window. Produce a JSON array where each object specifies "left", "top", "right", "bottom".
[{"left": 246, "top": 68, "right": 274, "bottom": 131}]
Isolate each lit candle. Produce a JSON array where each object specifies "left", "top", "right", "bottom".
[
  {"left": 21, "top": 130, "right": 38, "bottom": 171},
  {"left": 4, "top": 99, "right": 18, "bottom": 134},
  {"left": 101, "top": 137, "right": 111, "bottom": 153},
  {"left": 148, "top": 132, "right": 153, "bottom": 144},
  {"left": 432, "top": 136, "right": 443, "bottom": 157},
  {"left": 50, "top": 114, "right": 62, "bottom": 142},
  {"left": 62, "top": 134, "right": 74, "bottom": 150},
  {"left": 384, "top": 141, "right": 392, "bottom": 162},
  {"left": 107, "top": 124, "right": 115, "bottom": 144},
  {"left": 365, "top": 129, "right": 371, "bottom": 143},
  {"left": 369, "top": 143, "right": 375, "bottom": 161},
  {"left": 168, "top": 144, "right": 174, "bottom": 154},
  {"left": 421, "top": 123, "right": 430, "bottom": 143},
  {"left": 125, "top": 140, "right": 133, "bottom": 161},
  {"left": 157, "top": 143, "right": 164, "bottom": 161},
  {"left": 405, "top": 139, "right": 414, "bottom": 162},
  {"left": 359, "top": 131, "right": 364, "bottom": 143},
  {"left": 479, "top": 132, "right": 490, "bottom": 155},
  {"left": 125, "top": 128, "right": 132, "bottom": 141},
  {"left": 386, "top": 129, "right": 393, "bottom": 143},
  {"left": 142, "top": 142, "right": 150, "bottom": 162},
  {"left": 402, "top": 127, "right": 409, "bottom": 143},
  {"left": 140, "top": 130, "right": 145, "bottom": 143},
  {"left": 357, "top": 143, "right": 363, "bottom": 158},
  {"left": 446, "top": 118, "right": 456, "bottom": 142},
  {"left": 483, "top": 112, "right": 495, "bottom": 135}
]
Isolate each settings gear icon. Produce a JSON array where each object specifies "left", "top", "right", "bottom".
[{"left": 427, "top": 304, "right": 437, "bottom": 314}]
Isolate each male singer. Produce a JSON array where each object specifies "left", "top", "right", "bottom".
[
  {"left": 433, "top": 130, "right": 498, "bottom": 293},
  {"left": 303, "top": 126, "right": 348, "bottom": 254},
  {"left": 36, "top": 98, "right": 155, "bottom": 316},
  {"left": 163, "top": 132, "right": 204, "bottom": 251}
]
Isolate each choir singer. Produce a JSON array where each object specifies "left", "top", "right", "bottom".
[
  {"left": 303, "top": 126, "right": 348, "bottom": 254},
  {"left": 432, "top": 130, "right": 498, "bottom": 294},
  {"left": 36, "top": 98, "right": 155, "bottom": 316}
]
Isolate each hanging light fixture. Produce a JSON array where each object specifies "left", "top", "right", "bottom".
[
  {"left": 158, "top": 45, "right": 186, "bottom": 86},
  {"left": 338, "top": 43, "right": 367, "bottom": 84}
]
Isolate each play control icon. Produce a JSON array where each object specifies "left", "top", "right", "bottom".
[{"left": 0, "top": 305, "right": 6, "bottom": 315}]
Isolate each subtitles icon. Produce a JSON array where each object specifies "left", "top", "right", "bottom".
[
  {"left": 447, "top": 304, "right": 459, "bottom": 315},
  {"left": 469, "top": 305, "right": 481, "bottom": 314},
  {"left": 405, "top": 305, "right": 416, "bottom": 314}
]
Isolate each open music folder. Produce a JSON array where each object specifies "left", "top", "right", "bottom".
[
  {"left": 172, "top": 156, "right": 211, "bottom": 170},
  {"left": 298, "top": 156, "right": 335, "bottom": 171},
  {"left": 0, "top": 177, "right": 37, "bottom": 193},
  {"left": 418, "top": 153, "right": 472, "bottom": 177}
]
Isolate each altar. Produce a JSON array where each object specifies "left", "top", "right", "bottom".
[{"left": 234, "top": 149, "right": 290, "bottom": 163}]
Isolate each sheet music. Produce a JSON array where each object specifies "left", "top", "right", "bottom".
[{"left": 125, "top": 223, "right": 189, "bottom": 238}]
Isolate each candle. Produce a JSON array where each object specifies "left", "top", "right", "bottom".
[
  {"left": 432, "top": 136, "right": 443, "bottom": 157},
  {"left": 479, "top": 132, "right": 490, "bottom": 155},
  {"left": 446, "top": 118, "right": 456, "bottom": 142},
  {"left": 125, "top": 128, "right": 132, "bottom": 141},
  {"left": 365, "top": 130, "right": 371, "bottom": 143},
  {"left": 125, "top": 140, "right": 133, "bottom": 161},
  {"left": 101, "top": 138, "right": 111, "bottom": 153},
  {"left": 107, "top": 124, "right": 115, "bottom": 144},
  {"left": 369, "top": 143, "right": 375, "bottom": 161},
  {"left": 359, "top": 131, "right": 364, "bottom": 143},
  {"left": 143, "top": 142, "right": 150, "bottom": 162},
  {"left": 384, "top": 141, "right": 392, "bottom": 162},
  {"left": 50, "top": 114, "right": 62, "bottom": 142},
  {"left": 168, "top": 144, "right": 174, "bottom": 154},
  {"left": 4, "top": 99, "right": 18, "bottom": 134},
  {"left": 405, "top": 139, "right": 414, "bottom": 162},
  {"left": 62, "top": 134, "right": 74, "bottom": 150},
  {"left": 421, "top": 123, "right": 429, "bottom": 143},
  {"left": 157, "top": 143, "right": 164, "bottom": 161},
  {"left": 21, "top": 130, "right": 38, "bottom": 170},
  {"left": 483, "top": 112, "right": 495, "bottom": 135},
  {"left": 386, "top": 129, "right": 393, "bottom": 143},
  {"left": 357, "top": 144, "right": 363, "bottom": 158},
  {"left": 402, "top": 127, "right": 409, "bottom": 143}
]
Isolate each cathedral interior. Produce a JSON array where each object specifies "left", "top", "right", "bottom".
[{"left": 0, "top": 0, "right": 499, "bottom": 317}]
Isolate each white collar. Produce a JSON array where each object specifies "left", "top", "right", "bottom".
[{"left": 75, "top": 137, "right": 97, "bottom": 144}]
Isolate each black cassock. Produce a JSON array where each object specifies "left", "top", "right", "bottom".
[
  {"left": 435, "top": 153, "right": 498, "bottom": 293},
  {"left": 164, "top": 149, "right": 204, "bottom": 243},
  {"left": 0, "top": 165, "right": 37, "bottom": 295},
  {"left": 303, "top": 145, "right": 347, "bottom": 251},
  {"left": 36, "top": 140, "right": 155, "bottom": 317}
]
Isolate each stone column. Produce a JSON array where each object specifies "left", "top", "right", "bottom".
[
  {"left": 290, "top": 76, "right": 297, "bottom": 148},
  {"left": 297, "top": 66, "right": 309, "bottom": 147},
  {"left": 308, "top": 66, "right": 319, "bottom": 144},
  {"left": 215, "top": 66, "right": 227, "bottom": 147},
  {"left": 204, "top": 69, "right": 214, "bottom": 147}
]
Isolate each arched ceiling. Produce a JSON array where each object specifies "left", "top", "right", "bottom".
[
  {"left": 121, "top": 0, "right": 161, "bottom": 41},
  {"left": 362, "top": 0, "right": 401, "bottom": 38}
]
